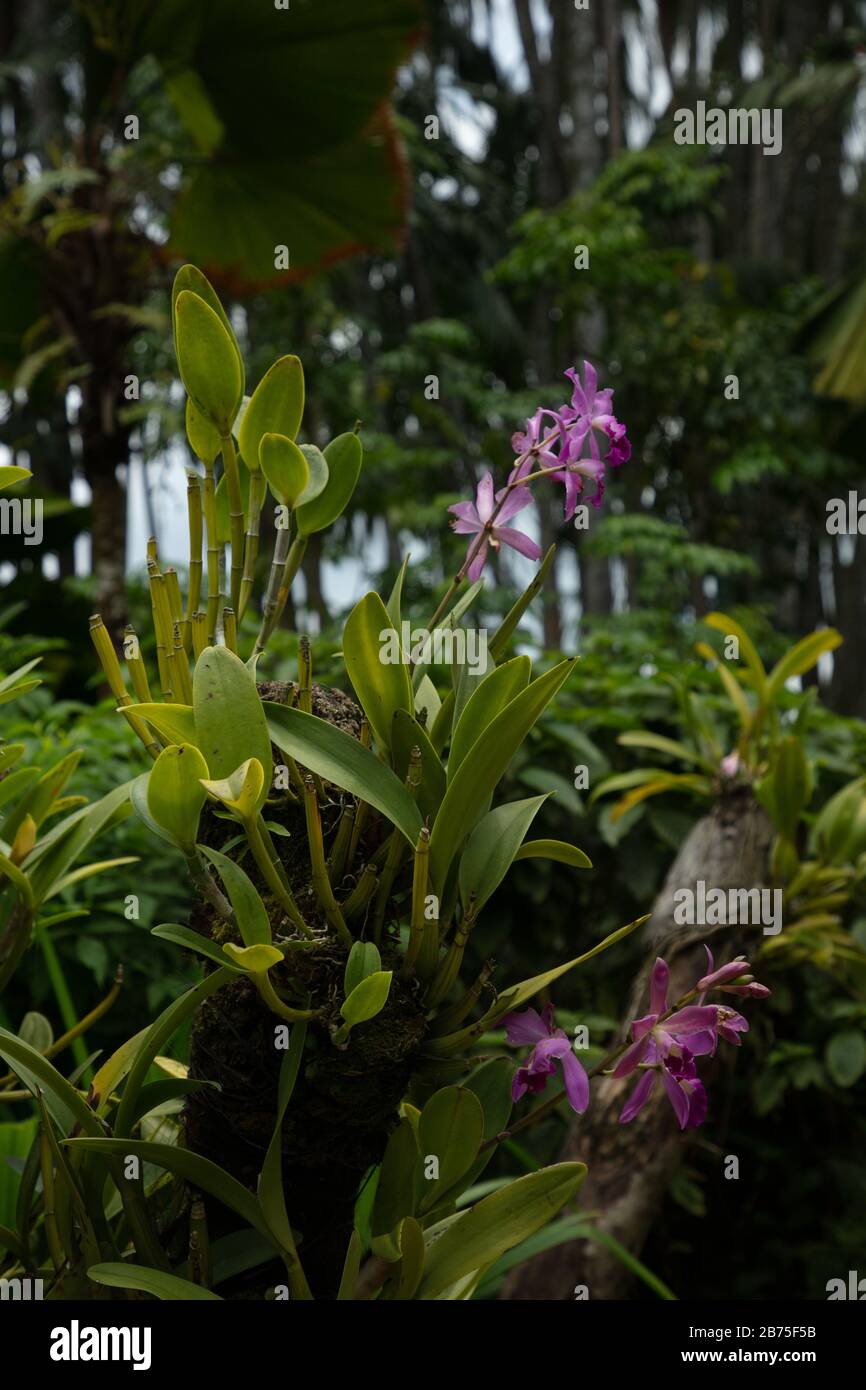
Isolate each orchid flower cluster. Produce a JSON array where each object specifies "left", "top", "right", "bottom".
[
  {"left": 503, "top": 948, "right": 769, "bottom": 1132},
  {"left": 448, "top": 362, "right": 631, "bottom": 582}
]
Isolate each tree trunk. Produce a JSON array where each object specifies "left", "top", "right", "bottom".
[{"left": 502, "top": 788, "right": 774, "bottom": 1300}]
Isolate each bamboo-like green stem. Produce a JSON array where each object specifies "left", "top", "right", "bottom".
[
  {"left": 245, "top": 814, "right": 313, "bottom": 936},
  {"left": 123, "top": 625, "right": 152, "bottom": 704},
  {"left": 223, "top": 607, "right": 238, "bottom": 654},
  {"left": 371, "top": 748, "right": 421, "bottom": 946},
  {"left": 342, "top": 863, "right": 378, "bottom": 923},
  {"left": 298, "top": 636, "right": 327, "bottom": 802},
  {"left": 165, "top": 568, "right": 183, "bottom": 629},
  {"left": 425, "top": 896, "right": 477, "bottom": 1008},
  {"left": 184, "top": 474, "right": 203, "bottom": 651},
  {"left": 347, "top": 720, "right": 372, "bottom": 869},
  {"left": 220, "top": 432, "right": 245, "bottom": 613},
  {"left": 172, "top": 620, "right": 193, "bottom": 704},
  {"left": 239, "top": 472, "right": 267, "bottom": 623},
  {"left": 327, "top": 805, "right": 355, "bottom": 890},
  {"left": 147, "top": 563, "right": 175, "bottom": 702},
  {"left": 402, "top": 827, "right": 430, "bottom": 978},
  {"left": 303, "top": 777, "right": 352, "bottom": 947},
  {"left": 90, "top": 616, "right": 159, "bottom": 757},
  {"left": 429, "top": 959, "right": 495, "bottom": 1035},
  {"left": 270, "top": 535, "right": 308, "bottom": 638},
  {"left": 188, "top": 1197, "right": 211, "bottom": 1289},
  {"left": 191, "top": 611, "right": 209, "bottom": 660},
  {"left": 202, "top": 462, "right": 221, "bottom": 645}
]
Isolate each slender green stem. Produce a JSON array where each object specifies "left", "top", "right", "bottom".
[
  {"left": 203, "top": 462, "right": 221, "bottom": 645},
  {"left": 221, "top": 432, "right": 245, "bottom": 614},
  {"left": 239, "top": 472, "right": 267, "bottom": 622}
]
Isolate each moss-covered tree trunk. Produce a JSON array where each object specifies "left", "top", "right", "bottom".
[{"left": 181, "top": 681, "right": 427, "bottom": 1299}]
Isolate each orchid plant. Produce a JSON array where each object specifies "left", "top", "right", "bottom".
[{"left": 0, "top": 267, "right": 771, "bottom": 1303}]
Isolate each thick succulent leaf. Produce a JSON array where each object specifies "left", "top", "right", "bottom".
[
  {"left": 416, "top": 1087, "right": 484, "bottom": 1215},
  {"left": 265, "top": 703, "right": 422, "bottom": 845},
  {"left": 147, "top": 743, "right": 209, "bottom": 853},
  {"left": 429, "top": 660, "right": 575, "bottom": 893},
  {"left": 343, "top": 592, "right": 413, "bottom": 753},
  {"left": 513, "top": 839, "right": 592, "bottom": 870},
  {"left": 458, "top": 795, "right": 549, "bottom": 912},
  {"left": 88, "top": 1262, "right": 222, "bottom": 1301},
  {"left": 193, "top": 646, "right": 272, "bottom": 804},
  {"left": 415, "top": 1163, "right": 586, "bottom": 1300},
  {"left": 199, "top": 846, "right": 271, "bottom": 946},
  {"left": 478, "top": 916, "right": 649, "bottom": 1029},
  {"left": 448, "top": 658, "right": 531, "bottom": 782},
  {"left": 239, "top": 355, "right": 305, "bottom": 466},
  {"left": 296, "top": 431, "right": 363, "bottom": 536}
]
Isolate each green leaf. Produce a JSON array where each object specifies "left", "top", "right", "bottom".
[
  {"left": 88, "top": 1262, "right": 223, "bottom": 1300},
  {"left": 343, "top": 592, "right": 413, "bottom": 753},
  {"left": 479, "top": 916, "right": 649, "bottom": 1028},
  {"left": 186, "top": 397, "right": 222, "bottom": 464},
  {"left": 193, "top": 646, "right": 273, "bottom": 806},
  {"left": 113, "top": 969, "right": 234, "bottom": 1138},
  {"left": 703, "top": 612, "right": 767, "bottom": 702},
  {"left": 147, "top": 743, "right": 209, "bottom": 854},
  {"left": 0, "top": 465, "right": 33, "bottom": 491},
  {"left": 344, "top": 941, "right": 382, "bottom": 998},
  {"left": 200, "top": 758, "right": 265, "bottom": 820},
  {"left": 175, "top": 290, "right": 243, "bottom": 434},
  {"left": 513, "top": 839, "right": 592, "bottom": 870},
  {"left": 124, "top": 702, "right": 197, "bottom": 748},
  {"left": 223, "top": 942, "right": 283, "bottom": 973},
  {"left": 260, "top": 433, "right": 309, "bottom": 508},
  {"left": 825, "top": 1029, "right": 866, "bottom": 1087},
  {"left": 337, "top": 1229, "right": 363, "bottom": 1300},
  {"left": 199, "top": 846, "right": 271, "bottom": 946},
  {"left": 341, "top": 971, "right": 392, "bottom": 1030},
  {"left": 151, "top": 922, "right": 243, "bottom": 971},
  {"left": 372, "top": 1118, "right": 419, "bottom": 1240},
  {"left": 617, "top": 731, "right": 711, "bottom": 770},
  {"left": 459, "top": 795, "right": 549, "bottom": 912},
  {"left": 238, "top": 355, "right": 305, "bottom": 467},
  {"left": 24, "top": 781, "right": 133, "bottom": 908},
  {"left": 417, "top": 1087, "right": 484, "bottom": 1214},
  {"left": 0, "top": 1028, "right": 101, "bottom": 1137},
  {"left": 265, "top": 703, "right": 423, "bottom": 846},
  {"left": 436, "top": 1058, "right": 513, "bottom": 1204},
  {"left": 768, "top": 736, "right": 813, "bottom": 842},
  {"left": 67, "top": 1139, "right": 276, "bottom": 1250},
  {"left": 767, "top": 628, "right": 842, "bottom": 696},
  {"left": 297, "top": 431, "right": 363, "bottom": 536},
  {"left": 416, "top": 1162, "right": 586, "bottom": 1300},
  {"left": 172, "top": 264, "right": 244, "bottom": 403},
  {"left": 258, "top": 1021, "right": 308, "bottom": 1272},
  {"left": 429, "top": 659, "right": 575, "bottom": 893},
  {"left": 297, "top": 445, "right": 329, "bottom": 505},
  {"left": 449, "top": 661, "right": 532, "bottom": 769},
  {"left": 385, "top": 555, "right": 410, "bottom": 632}
]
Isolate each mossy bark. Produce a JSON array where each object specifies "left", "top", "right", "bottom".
[{"left": 182, "top": 680, "right": 428, "bottom": 1297}]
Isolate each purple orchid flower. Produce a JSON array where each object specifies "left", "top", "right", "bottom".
[
  {"left": 562, "top": 361, "right": 632, "bottom": 469},
  {"left": 619, "top": 1051, "right": 708, "bottom": 1131},
  {"left": 448, "top": 472, "right": 542, "bottom": 581},
  {"left": 612, "top": 957, "right": 720, "bottom": 1080},
  {"left": 617, "top": 948, "right": 769, "bottom": 1130},
  {"left": 508, "top": 362, "right": 631, "bottom": 522},
  {"left": 503, "top": 1002, "right": 590, "bottom": 1115}
]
